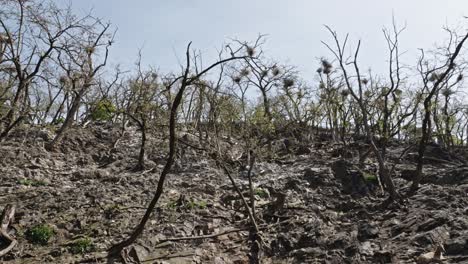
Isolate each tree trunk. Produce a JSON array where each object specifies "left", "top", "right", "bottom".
[
  {"left": 136, "top": 119, "right": 146, "bottom": 170},
  {"left": 47, "top": 85, "right": 87, "bottom": 150}
]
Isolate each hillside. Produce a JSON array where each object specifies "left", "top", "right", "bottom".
[{"left": 0, "top": 124, "right": 467, "bottom": 263}]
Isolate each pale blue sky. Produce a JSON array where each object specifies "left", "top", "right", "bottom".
[{"left": 66, "top": 0, "right": 468, "bottom": 81}]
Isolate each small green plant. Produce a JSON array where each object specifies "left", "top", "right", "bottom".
[
  {"left": 166, "top": 200, "right": 178, "bottom": 210},
  {"left": 26, "top": 224, "right": 54, "bottom": 245},
  {"left": 363, "top": 172, "right": 378, "bottom": 183},
  {"left": 18, "top": 179, "right": 47, "bottom": 187},
  {"left": 254, "top": 188, "right": 269, "bottom": 198},
  {"left": 68, "top": 237, "right": 94, "bottom": 254},
  {"left": 186, "top": 200, "right": 207, "bottom": 210}
]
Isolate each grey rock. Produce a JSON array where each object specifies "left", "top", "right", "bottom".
[
  {"left": 446, "top": 237, "right": 468, "bottom": 255},
  {"left": 358, "top": 222, "right": 379, "bottom": 241}
]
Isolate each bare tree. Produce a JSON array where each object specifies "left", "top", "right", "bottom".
[
  {"left": 121, "top": 56, "right": 162, "bottom": 170},
  {"left": 231, "top": 36, "right": 294, "bottom": 125},
  {"left": 410, "top": 29, "right": 468, "bottom": 193},
  {"left": 0, "top": 0, "right": 93, "bottom": 139},
  {"left": 323, "top": 26, "right": 400, "bottom": 200},
  {"left": 108, "top": 40, "right": 253, "bottom": 256},
  {"left": 46, "top": 21, "right": 113, "bottom": 150}
]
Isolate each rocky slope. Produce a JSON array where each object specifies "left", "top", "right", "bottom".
[{"left": 0, "top": 125, "right": 467, "bottom": 263}]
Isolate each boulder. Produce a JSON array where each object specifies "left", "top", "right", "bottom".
[{"left": 331, "top": 160, "right": 369, "bottom": 196}]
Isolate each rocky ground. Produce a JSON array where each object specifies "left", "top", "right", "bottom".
[{"left": 0, "top": 124, "right": 467, "bottom": 263}]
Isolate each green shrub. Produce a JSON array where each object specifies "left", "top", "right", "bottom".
[
  {"left": 26, "top": 224, "right": 54, "bottom": 245},
  {"left": 68, "top": 237, "right": 94, "bottom": 254},
  {"left": 249, "top": 106, "right": 274, "bottom": 133},
  {"left": 90, "top": 99, "right": 116, "bottom": 121},
  {"left": 53, "top": 117, "right": 65, "bottom": 125}
]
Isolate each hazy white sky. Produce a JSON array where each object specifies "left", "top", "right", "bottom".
[{"left": 67, "top": 0, "right": 468, "bottom": 81}]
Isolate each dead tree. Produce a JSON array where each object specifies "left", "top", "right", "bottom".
[
  {"left": 323, "top": 26, "right": 401, "bottom": 200},
  {"left": 231, "top": 36, "right": 292, "bottom": 124},
  {"left": 379, "top": 19, "right": 406, "bottom": 159},
  {"left": 122, "top": 64, "right": 161, "bottom": 171},
  {"left": 108, "top": 41, "right": 252, "bottom": 257},
  {"left": 46, "top": 22, "right": 113, "bottom": 150},
  {"left": 410, "top": 30, "right": 468, "bottom": 193},
  {"left": 0, "top": 1, "right": 96, "bottom": 139}
]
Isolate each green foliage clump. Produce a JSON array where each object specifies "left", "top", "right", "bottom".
[
  {"left": 68, "top": 237, "right": 94, "bottom": 254},
  {"left": 26, "top": 224, "right": 54, "bottom": 245},
  {"left": 249, "top": 106, "right": 275, "bottom": 133},
  {"left": 254, "top": 188, "right": 269, "bottom": 198},
  {"left": 362, "top": 172, "right": 378, "bottom": 183},
  {"left": 53, "top": 117, "right": 65, "bottom": 125},
  {"left": 18, "top": 179, "right": 47, "bottom": 187},
  {"left": 217, "top": 95, "right": 242, "bottom": 124},
  {"left": 90, "top": 99, "right": 116, "bottom": 121}
]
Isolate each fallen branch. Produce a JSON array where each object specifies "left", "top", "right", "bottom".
[
  {"left": 177, "top": 138, "right": 207, "bottom": 151},
  {"left": 422, "top": 156, "right": 463, "bottom": 166},
  {"left": 218, "top": 163, "right": 260, "bottom": 233},
  {"left": 159, "top": 227, "right": 248, "bottom": 242},
  {"left": 158, "top": 220, "right": 289, "bottom": 243},
  {"left": 0, "top": 204, "right": 17, "bottom": 258},
  {"left": 141, "top": 252, "right": 195, "bottom": 263}
]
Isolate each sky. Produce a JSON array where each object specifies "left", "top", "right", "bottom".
[{"left": 64, "top": 0, "right": 468, "bottom": 82}]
